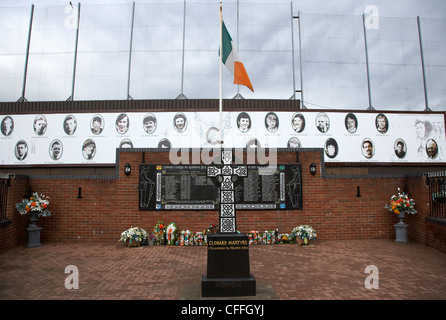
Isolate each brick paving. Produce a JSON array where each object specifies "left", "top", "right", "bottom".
[{"left": 0, "top": 239, "right": 445, "bottom": 300}]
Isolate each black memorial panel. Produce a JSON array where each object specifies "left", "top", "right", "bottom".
[{"left": 139, "top": 164, "right": 302, "bottom": 210}]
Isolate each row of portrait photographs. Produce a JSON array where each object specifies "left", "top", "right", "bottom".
[
  {"left": 13, "top": 134, "right": 440, "bottom": 162},
  {"left": 1, "top": 113, "right": 157, "bottom": 136},
  {"left": 288, "top": 137, "right": 440, "bottom": 160},
  {"left": 2, "top": 112, "right": 392, "bottom": 137},
  {"left": 13, "top": 138, "right": 173, "bottom": 161},
  {"left": 238, "top": 112, "right": 388, "bottom": 134}
]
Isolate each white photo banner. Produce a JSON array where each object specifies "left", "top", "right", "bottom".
[{"left": 0, "top": 111, "right": 445, "bottom": 165}]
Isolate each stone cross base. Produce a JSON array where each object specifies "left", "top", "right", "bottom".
[{"left": 202, "top": 234, "right": 256, "bottom": 297}]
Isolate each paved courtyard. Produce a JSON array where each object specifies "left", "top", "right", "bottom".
[{"left": 0, "top": 239, "right": 445, "bottom": 301}]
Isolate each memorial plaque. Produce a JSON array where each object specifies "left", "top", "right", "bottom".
[{"left": 139, "top": 164, "right": 302, "bottom": 211}]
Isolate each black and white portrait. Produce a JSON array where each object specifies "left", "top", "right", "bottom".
[
  {"left": 345, "top": 113, "right": 358, "bottom": 133},
  {"left": 246, "top": 138, "right": 261, "bottom": 149},
  {"left": 1, "top": 116, "right": 14, "bottom": 136},
  {"left": 325, "top": 138, "right": 338, "bottom": 159},
  {"left": 158, "top": 138, "right": 171, "bottom": 149},
  {"left": 236, "top": 112, "right": 251, "bottom": 133},
  {"left": 90, "top": 114, "right": 104, "bottom": 135},
  {"left": 116, "top": 113, "right": 130, "bottom": 134},
  {"left": 143, "top": 113, "right": 157, "bottom": 134},
  {"left": 287, "top": 137, "right": 301, "bottom": 148},
  {"left": 426, "top": 139, "right": 438, "bottom": 159},
  {"left": 15, "top": 140, "right": 28, "bottom": 161},
  {"left": 49, "top": 139, "right": 63, "bottom": 160},
  {"left": 394, "top": 139, "right": 407, "bottom": 159},
  {"left": 34, "top": 115, "right": 47, "bottom": 136},
  {"left": 316, "top": 112, "right": 329, "bottom": 133},
  {"left": 264, "top": 112, "right": 279, "bottom": 133},
  {"left": 375, "top": 113, "right": 388, "bottom": 134},
  {"left": 63, "top": 115, "right": 77, "bottom": 135},
  {"left": 362, "top": 138, "right": 374, "bottom": 159},
  {"left": 291, "top": 113, "right": 305, "bottom": 133},
  {"left": 82, "top": 139, "right": 96, "bottom": 160},
  {"left": 173, "top": 113, "right": 187, "bottom": 133},
  {"left": 119, "top": 139, "right": 133, "bottom": 149}
]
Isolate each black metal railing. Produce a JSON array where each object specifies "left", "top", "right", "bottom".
[
  {"left": 427, "top": 171, "right": 446, "bottom": 219},
  {"left": 0, "top": 177, "right": 10, "bottom": 225}
]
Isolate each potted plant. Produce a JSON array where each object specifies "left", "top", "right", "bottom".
[
  {"left": 16, "top": 192, "right": 52, "bottom": 223},
  {"left": 385, "top": 188, "right": 417, "bottom": 243},
  {"left": 119, "top": 227, "right": 149, "bottom": 247},
  {"left": 385, "top": 188, "right": 417, "bottom": 217},
  {"left": 16, "top": 192, "right": 52, "bottom": 248},
  {"left": 292, "top": 225, "right": 317, "bottom": 245}
]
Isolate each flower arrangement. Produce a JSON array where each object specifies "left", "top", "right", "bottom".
[
  {"left": 153, "top": 221, "right": 165, "bottom": 245},
  {"left": 206, "top": 224, "right": 218, "bottom": 234},
  {"left": 16, "top": 192, "right": 51, "bottom": 217},
  {"left": 385, "top": 188, "right": 417, "bottom": 215},
  {"left": 165, "top": 222, "right": 177, "bottom": 245},
  {"left": 119, "top": 227, "right": 149, "bottom": 246},
  {"left": 292, "top": 225, "right": 317, "bottom": 242}
]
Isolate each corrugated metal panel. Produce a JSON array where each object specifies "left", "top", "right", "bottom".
[{"left": 0, "top": 99, "right": 301, "bottom": 114}]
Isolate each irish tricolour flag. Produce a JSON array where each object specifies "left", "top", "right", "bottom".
[{"left": 220, "top": 21, "right": 254, "bottom": 92}]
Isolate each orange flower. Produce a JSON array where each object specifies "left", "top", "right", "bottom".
[
  {"left": 42, "top": 204, "right": 47, "bottom": 209},
  {"left": 394, "top": 209, "right": 400, "bottom": 214},
  {"left": 31, "top": 202, "right": 36, "bottom": 207},
  {"left": 159, "top": 224, "right": 164, "bottom": 229},
  {"left": 25, "top": 206, "right": 30, "bottom": 212}
]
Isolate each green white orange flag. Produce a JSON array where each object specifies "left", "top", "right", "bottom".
[{"left": 220, "top": 21, "right": 254, "bottom": 92}]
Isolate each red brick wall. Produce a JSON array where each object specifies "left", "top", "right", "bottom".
[{"left": 2, "top": 149, "right": 444, "bottom": 253}]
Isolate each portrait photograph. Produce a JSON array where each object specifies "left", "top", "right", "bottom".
[
  {"left": 361, "top": 138, "right": 374, "bottom": 159},
  {"left": 236, "top": 112, "right": 251, "bottom": 133},
  {"left": 82, "top": 139, "right": 96, "bottom": 160},
  {"left": 291, "top": 113, "right": 305, "bottom": 133},
  {"left": 34, "top": 115, "right": 47, "bottom": 136},
  {"left": 143, "top": 113, "right": 157, "bottom": 134},
  {"left": 116, "top": 113, "right": 130, "bottom": 134},
  {"left": 426, "top": 139, "right": 438, "bottom": 159},
  {"left": 376, "top": 113, "right": 389, "bottom": 134},
  {"left": 394, "top": 139, "right": 407, "bottom": 159},
  {"left": 63, "top": 115, "right": 77, "bottom": 135},
  {"left": 1, "top": 116, "right": 14, "bottom": 136},
  {"left": 119, "top": 139, "right": 133, "bottom": 149},
  {"left": 345, "top": 113, "right": 358, "bottom": 133},
  {"left": 49, "top": 139, "right": 63, "bottom": 160},
  {"left": 246, "top": 138, "right": 261, "bottom": 149},
  {"left": 158, "top": 138, "right": 171, "bottom": 149},
  {"left": 264, "top": 112, "right": 279, "bottom": 133},
  {"left": 287, "top": 137, "right": 301, "bottom": 148},
  {"left": 325, "top": 138, "right": 338, "bottom": 159},
  {"left": 90, "top": 114, "right": 104, "bottom": 135},
  {"left": 15, "top": 140, "right": 28, "bottom": 161},
  {"left": 316, "top": 112, "right": 330, "bottom": 133},
  {"left": 173, "top": 113, "right": 187, "bottom": 133}
]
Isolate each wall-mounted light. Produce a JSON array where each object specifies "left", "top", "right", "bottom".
[
  {"left": 77, "top": 187, "right": 83, "bottom": 199},
  {"left": 310, "top": 163, "right": 316, "bottom": 175},
  {"left": 124, "top": 163, "right": 131, "bottom": 176},
  {"left": 356, "top": 186, "right": 362, "bottom": 197}
]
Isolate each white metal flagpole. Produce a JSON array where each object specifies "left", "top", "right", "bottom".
[{"left": 219, "top": 1, "right": 223, "bottom": 147}]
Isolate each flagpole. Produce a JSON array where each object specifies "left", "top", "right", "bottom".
[{"left": 219, "top": 1, "right": 223, "bottom": 148}]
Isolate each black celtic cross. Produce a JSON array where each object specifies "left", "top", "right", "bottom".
[{"left": 207, "top": 150, "right": 247, "bottom": 233}]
